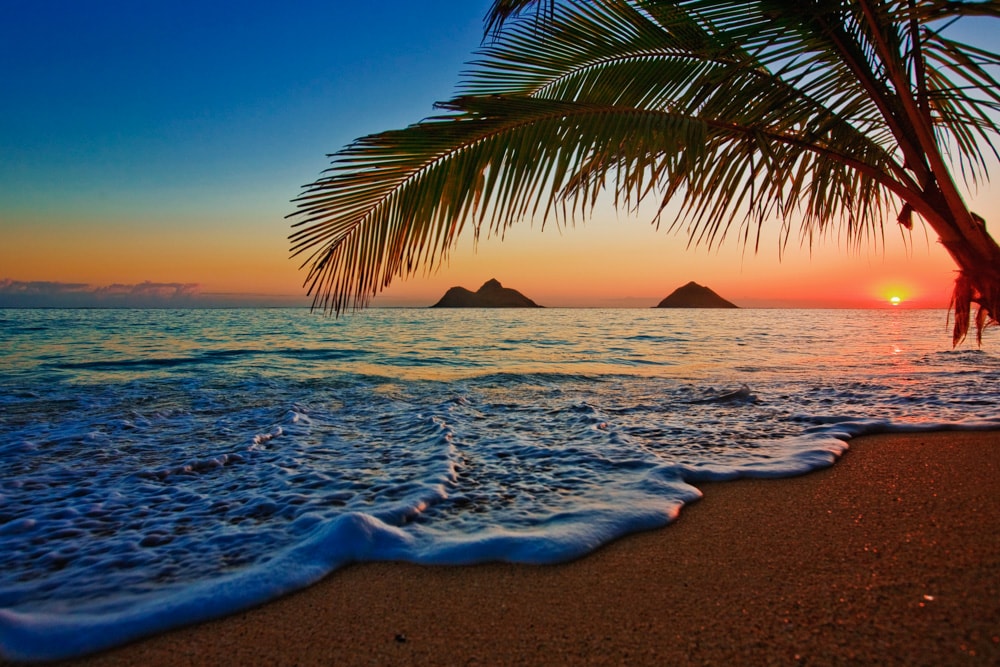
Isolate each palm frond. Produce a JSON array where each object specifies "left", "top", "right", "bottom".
[
  {"left": 485, "top": 0, "right": 556, "bottom": 37},
  {"left": 291, "top": 0, "right": 1000, "bottom": 317},
  {"left": 290, "top": 97, "right": 904, "bottom": 312}
]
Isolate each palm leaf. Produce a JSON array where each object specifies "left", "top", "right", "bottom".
[{"left": 290, "top": 0, "right": 1000, "bottom": 318}]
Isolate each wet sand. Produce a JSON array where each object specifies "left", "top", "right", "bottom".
[{"left": 41, "top": 431, "right": 1000, "bottom": 665}]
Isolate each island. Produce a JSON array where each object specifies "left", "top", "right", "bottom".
[
  {"left": 656, "top": 281, "right": 738, "bottom": 308},
  {"left": 431, "top": 279, "right": 542, "bottom": 308}
]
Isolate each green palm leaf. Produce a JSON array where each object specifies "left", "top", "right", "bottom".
[{"left": 290, "top": 0, "right": 1000, "bottom": 344}]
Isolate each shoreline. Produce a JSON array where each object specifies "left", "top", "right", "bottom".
[{"left": 31, "top": 430, "right": 1000, "bottom": 665}]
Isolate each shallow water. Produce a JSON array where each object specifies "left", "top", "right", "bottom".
[{"left": 1, "top": 308, "right": 997, "bottom": 660}]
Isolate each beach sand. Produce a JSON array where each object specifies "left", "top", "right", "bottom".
[{"left": 39, "top": 431, "right": 1000, "bottom": 665}]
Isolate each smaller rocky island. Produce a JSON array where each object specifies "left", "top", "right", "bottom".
[
  {"left": 657, "top": 281, "right": 738, "bottom": 308},
  {"left": 432, "top": 278, "right": 542, "bottom": 308}
]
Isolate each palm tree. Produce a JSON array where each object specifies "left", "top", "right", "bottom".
[{"left": 289, "top": 0, "right": 1000, "bottom": 344}]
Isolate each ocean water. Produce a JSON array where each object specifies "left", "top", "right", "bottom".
[{"left": 0, "top": 307, "right": 997, "bottom": 660}]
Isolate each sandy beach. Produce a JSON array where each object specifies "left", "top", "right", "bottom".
[{"left": 28, "top": 430, "right": 1000, "bottom": 665}]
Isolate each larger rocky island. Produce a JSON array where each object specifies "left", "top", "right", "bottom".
[
  {"left": 656, "top": 281, "right": 738, "bottom": 308},
  {"left": 432, "top": 279, "right": 542, "bottom": 308}
]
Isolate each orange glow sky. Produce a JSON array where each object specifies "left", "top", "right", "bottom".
[
  {"left": 1, "top": 2, "right": 994, "bottom": 309},
  {"left": 1, "top": 195, "right": 972, "bottom": 309}
]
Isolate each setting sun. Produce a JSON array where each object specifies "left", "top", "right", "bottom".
[{"left": 890, "top": 296, "right": 902, "bottom": 306}]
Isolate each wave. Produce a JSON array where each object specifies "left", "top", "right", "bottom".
[
  {"left": 6, "top": 415, "right": 1000, "bottom": 661},
  {"left": 687, "top": 384, "right": 757, "bottom": 404},
  {"left": 50, "top": 347, "right": 371, "bottom": 371}
]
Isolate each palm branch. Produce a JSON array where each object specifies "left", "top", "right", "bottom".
[{"left": 290, "top": 0, "right": 1000, "bottom": 343}]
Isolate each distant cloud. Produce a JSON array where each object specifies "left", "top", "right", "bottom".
[
  {"left": 0, "top": 279, "right": 310, "bottom": 308},
  {"left": 0, "top": 279, "right": 201, "bottom": 307},
  {"left": 93, "top": 281, "right": 201, "bottom": 299},
  {"left": 0, "top": 279, "right": 90, "bottom": 295}
]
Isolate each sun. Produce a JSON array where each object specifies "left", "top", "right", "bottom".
[{"left": 889, "top": 296, "right": 902, "bottom": 306}]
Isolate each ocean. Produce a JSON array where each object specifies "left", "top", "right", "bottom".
[{"left": 1, "top": 307, "right": 997, "bottom": 661}]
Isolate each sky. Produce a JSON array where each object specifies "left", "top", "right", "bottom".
[{"left": 1, "top": 1, "right": 995, "bottom": 309}]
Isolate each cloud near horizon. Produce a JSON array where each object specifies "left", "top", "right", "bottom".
[
  {"left": 92, "top": 282, "right": 201, "bottom": 299},
  {"left": 0, "top": 279, "right": 92, "bottom": 295},
  {"left": 0, "top": 279, "right": 202, "bottom": 307},
  {"left": 0, "top": 279, "right": 312, "bottom": 308}
]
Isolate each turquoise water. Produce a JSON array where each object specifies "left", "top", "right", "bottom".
[{"left": 1, "top": 308, "right": 997, "bottom": 660}]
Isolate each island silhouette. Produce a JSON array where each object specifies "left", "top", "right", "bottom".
[
  {"left": 432, "top": 279, "right": 542, "bottom": 308},
  {"left": 657, "top": 282, "right": 738, "bottom": 308}
]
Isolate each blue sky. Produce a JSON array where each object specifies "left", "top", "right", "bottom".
[{"left": 2, "top": 0, "right": 489, "bottom": 224}]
